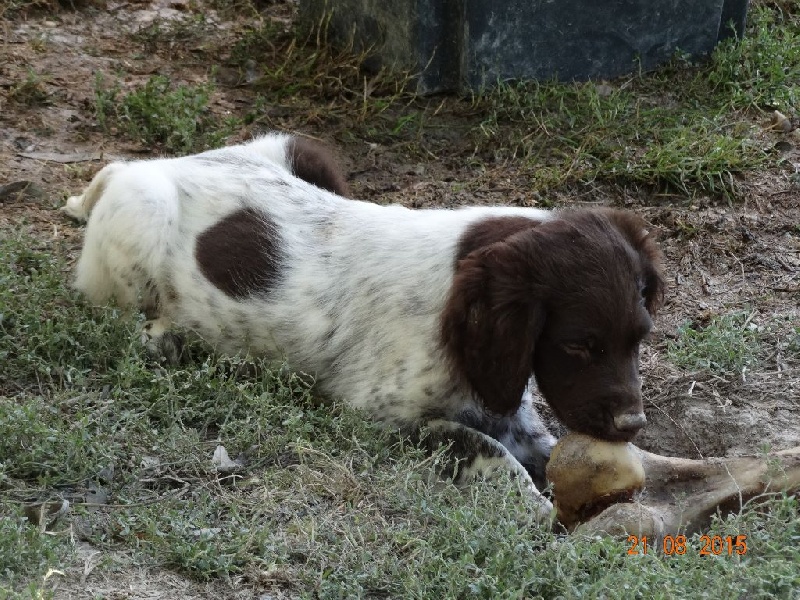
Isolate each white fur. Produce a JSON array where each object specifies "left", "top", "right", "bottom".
[
  {"left": 69, "top": 135, "right": 555, "bottom": 423},
  {"left": 67, "top": 134, "right": 558, "bottom": 494}
]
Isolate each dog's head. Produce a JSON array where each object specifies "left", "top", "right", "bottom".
[{"left": 441, "top": 209, "right": 665, "bottom": 442}]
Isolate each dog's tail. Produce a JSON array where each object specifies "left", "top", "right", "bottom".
[
  {"left": 62, "top": 163, "right": 124, "bottom": 222},
  {"left": 244, "top": 133, "right": 351, "bottom": 197}
]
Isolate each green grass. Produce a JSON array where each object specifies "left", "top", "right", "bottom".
[
  {"left": 218, "top": 1, "right": 796, "bottom": 199},
  {"left": 472, "top": 80, "right": 763, "bottom": 196},
  {"left": 0, "top": 235, "right": 139, "bottom": 396},
  {"left": 703, "top": 4, "right": 800, "bottom": 111},
  {"left": 665, "top": 311, "right": 764, "bottom": 375},
  {"left": 93, "top": 73, "right": 238, "bottom": 155},
  {"left": 1, "top": 228, "right": 798, "bottom": 597},
  {"left": 0, "top": 504, "right": 66, "bottom": 599},
  {"left": 80, "top": 2, "right": 800, "bottom": 199},
  {"left": 463, "top": 3, "right": 800, "bottom": 198},
  {"left": 8, "top": 68, "right": 51, "bottom": 106},
  {"left": 3, "top": 0, "right": 800, "bottom": 596}
]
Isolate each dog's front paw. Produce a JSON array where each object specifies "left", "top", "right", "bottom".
[
  {"left": 62, "top": 195, "right": 88, "bottom": 221},
  {"left": 141, "top": 318, "right": 184, "bottom": 366}
]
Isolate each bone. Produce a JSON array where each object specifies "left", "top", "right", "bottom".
[
  {"left": 546, "top": 433, "right": 645, "bottom": 529},
  {"left": 546, "top": 433, "right": 800, "bottom": 538}
]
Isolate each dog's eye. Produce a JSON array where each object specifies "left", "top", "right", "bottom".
[
  {"left": 561, "top": 341, "right": 593, "bottom": 360},
  {"left": 640, "top": 285, "right": 649, "bottom": 305}
]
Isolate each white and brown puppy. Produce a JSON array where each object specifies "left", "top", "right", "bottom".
[{"left": 65, "top": 134, "right": 665, "bottom": 512}]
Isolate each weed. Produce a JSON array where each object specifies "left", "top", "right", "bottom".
[
  {"left": 92, "top": 73, "right": 237, "bottom": 154},
  {"left": 704, "top": 5, "right": 800, "bottom": 111},
  {"left": 91, "top": 72, "right": 121, "bottom": 133},
  {"left": 228, "top": 19, "right": 414, "bottom": 128},
  {"left": 465, "top": 4, "right": 800, "bottom": 198},
  {"left": 0, "top": 504, "right": 68, "bottom": 598},
  {"left": 788, "top": 327, "right": 800, "bottom": 356},
  {"left": 666, "top": 310, "right": 764, "bottom": 374},
  {"left": 8, "top": 68, "right": 51, "bottom": 106}
]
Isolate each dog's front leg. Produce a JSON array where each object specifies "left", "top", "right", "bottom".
[
  {"left": 140, "top": 316, "right": 185, "bottom": 365},
  {"left": 418, "top": 420, "right": 554, "bottom": 522}
]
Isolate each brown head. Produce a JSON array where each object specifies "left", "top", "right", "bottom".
[{"left": 441, "top": 208, "right": 665, "bottom": 442}]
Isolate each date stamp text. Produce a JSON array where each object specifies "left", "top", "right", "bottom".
[{"left": 626, "top": 534, "right": 748, "bottom": 556}]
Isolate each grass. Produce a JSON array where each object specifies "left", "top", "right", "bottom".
[
  {"left": 1, "top": 231, "right": 798, "bottom": 597},
  {"left": 703, "top": 4, "right": 800, "bottom": 111},
  {"left": 2, "top": 0, "right": 799, "bottom": 596},
  {"left": 93, "top": 73, "right": 238, "bottom": 155},
  {"left": 665, "top": 310, "right": 800, "bottom": 375},
  {"left": 7, "top": 68, "right": 51, "bottom": 106},
  {"left": 93, "top": 16, "right": 414, "bottom": 156},
  {"left": 0, "top": 504, "right": 67, "bottom": 599},
  {"left": 225, "top": 1, "right": 797, "bottom": 198},
  {"left": 230, "top": 19, "right": 415, "bottom": 126},
  {"left": 77, "top": 2, "right": 800, "bottom": 196},
  {"left": 472, "top": 80, "right": 762, "bottom": 196},
  {"left": 0, "top": 235, "right": 138, "bottom": 396},
  {"left": 665, "top": 310, "right": 765, "bottom": 375},
  {"left": 460, "top": 3, "right": 799, "bottom": 197}
]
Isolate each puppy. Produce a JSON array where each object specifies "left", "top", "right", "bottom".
[{"left": 65, "top": 134, "right": 665, "bottom": 514}]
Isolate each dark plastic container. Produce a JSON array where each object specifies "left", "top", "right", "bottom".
[{"left": 299, "top": 0, "right": 749, "bottom": 93}]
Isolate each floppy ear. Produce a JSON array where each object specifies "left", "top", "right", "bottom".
[
  {"left": 642, "top": 247, "right": 666, "bottom": 316},
  {"left": 602, "top": 209, "right": 666, "bottom": 316},
  {"left": 441, "top": 241, "right": 546, "bottom": 416},
  {"left": 640, "top": 243, "right": 666, "bottom": 316}
]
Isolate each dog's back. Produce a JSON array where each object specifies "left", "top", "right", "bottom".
[{"left": 65, "top": 133, "right": 347, "bottom": 310}]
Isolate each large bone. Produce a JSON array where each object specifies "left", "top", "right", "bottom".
[{"left": 546, "top": 433, "right": 800, "bottom": 538}]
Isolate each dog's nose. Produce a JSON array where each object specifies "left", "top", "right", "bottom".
[{"left": 613, "top": 412, "right": 647, "bottom": 433}]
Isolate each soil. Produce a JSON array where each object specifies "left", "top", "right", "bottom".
[{"left": 1, "top": 1, "right": 798, "bottom": 597}]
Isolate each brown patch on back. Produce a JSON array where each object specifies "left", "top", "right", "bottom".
[
  {"left": 288, "top": 136, "right": 351, "bottom": 197},
  {"left": 195, "top": 208, "right": 282, "bottom": 299},
  {"left": 456, "top": 216, "right": 541, "bottom": 263}
]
